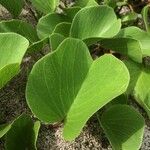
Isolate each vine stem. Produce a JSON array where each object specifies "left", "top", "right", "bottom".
[{"left": 96, "top": 112, "right": 102, "bottom": 127}]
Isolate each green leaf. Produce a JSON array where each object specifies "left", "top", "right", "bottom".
[
  {"left": 26, "top": 38, "right": 129, "bottom": 140},
  {"left": 63, "top": 7, "right": 81, "bottom": 20},
  {"left": 30, "top": 0, "right": 59, "bottom": 14},
  {"left": 101, "top": 105, "right": 145, "bottom": 150},
  {"left": 104, "top": 0, "right": 128, "bottom": 8},
  {"left": 100, "top": 38, "right": 142, "bottom": 63},
  {"left": 121, "top": 12, "right": 138, "bottom": 24},
  {"left": 33, "top": 121, "right": 41, "bottom": 148},
  {"left": 75, "top": 0, "right": 98, "bottom": 7},
  {"left": 142, "top": 5, "right": 150, "bottom": 34},
  {"left": 26, "top": 38, "right": 93, "bottom": 123},
  {"left": 53, "top": 22, "right": 71, "bottom": 37},
  {"left": 37, "top": 13, "right": 69, "bottom": 39},
  {"left": 106, "top": 94, "right": 128, "bottom": 109},
  {"left": 124, "top": 59, "right": 150, "bottom": 117},
  {"left": 134, "top": 68, "right": 150, "bottom": 117},
  {"left": 0, "top": 0, "right": 24, "bottom": 18},
  {"left": 49, "top": 33, "right": 65, "bottom": 51},
  {"left": 70, "top": 6, "right": 121, "bottom": 43},
  {"left": 0, "top": 20, "right": 39, "bottom": 43},
  {"left": 63, "top": 54, "right": 129, "bottom": 140},
  {"left": 28, "top": 38, "right": 49, "bottom": 53},
  {"left": 0, "top": 20, "right": 49, "bottom": 54},
  {"left": 0, "top": 33, "right": 29, "bottom": 89},
  {"left": 117, "top": 26, "right": 150, "bottom": 57},
  {"left": 5, "top": 114, "right": 40, "bottom": 150},
  {"left": 124, "top": 59, "right": 142, "bottom": 94},
  {"left": 0, "top": 123, "right": 12, "bottom": 138}
]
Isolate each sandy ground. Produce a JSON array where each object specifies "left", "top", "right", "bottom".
[{"left": 0, "top": 2, "right": 150, "bottom": 150}]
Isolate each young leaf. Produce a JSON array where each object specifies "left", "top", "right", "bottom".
[
  {"left": 101, "top": 105, "right": 145, "bottom": 150},
  {"left": 0, "top": 33, "right": 29, "bottom": 89},
  {"left": 30, "top": 0, "right": 59, "bottom": 14},
  {"left": 0, "top": 0, "right": 24, "bottom": 18},
  {"left": 26, "top": 38, "right": 129, "bottom": 140},
  {"left": 5, "top": 114, "right": 40, "bottom": 150},
  {"left": 37, "top": 13, "right": 69, "bottom": 39},
  {"left": 0, "top": 20, "right": 39, "bottom": 43},
  {"left": 70, "top": 6, "right": 121, "bottom": 44}
]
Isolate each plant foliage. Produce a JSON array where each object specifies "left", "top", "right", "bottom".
[{"left": 0, "top": 0, "right": 150, "bottom": 149}]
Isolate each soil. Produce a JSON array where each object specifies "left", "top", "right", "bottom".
[{"left": 0, "top": 2, "right": 150, "bottom": 150}]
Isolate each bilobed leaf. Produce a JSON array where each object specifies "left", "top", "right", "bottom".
[
  {"left": 117, "top": 26, "right": 150, "bottom": 57},
  {"left": 70, "top": 6, "right": 121, "bottom": 43},
  {"left": 0, "top": 123, "right": 12, "bottom": 138},
  {"left": 37, "top": 13, "right": 69, "bottom": 39},
  {"left": 26, "top": 38, "right": 129, "bottom": 140},
  {"left": 5, "top": 114, "right": 40, "bottom": 150},
  {"left": 101, "top": 105, "right": 145, "bottom": 150},
  {"left": 0, "top": 0, "right": 24, "bottom": 18},
  {"left": 100, "top": 38, "right": 142, "bottom": 63},
  {"left": 101, "top": 27, "right": 150, "bottom": 64},
  {"left": 49, "top": 33, "right": 65, "bottom": 51},
  {"left": 75, "top": 0, "right": 98, "bottom": 7},
  {"left": 0, "top": 33, "right": 29, "bottom": 89},
  {"left": 142, "top": 5, "right": 150, "bottom": 34},
  {"left": 0, "top": 20, "right": 39, "bottom": 43},
  {"left": 30, "top": 0, "right": 59, "bottom": 14}
]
